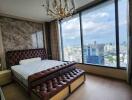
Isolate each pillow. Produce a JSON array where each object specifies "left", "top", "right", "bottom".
[{"left": 19, "top": 57, "right": 41, "bottom": 65}]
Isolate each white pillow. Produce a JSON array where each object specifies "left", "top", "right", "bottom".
[{"left": 19, "top": 57, "right": 41, "bottom": 65}]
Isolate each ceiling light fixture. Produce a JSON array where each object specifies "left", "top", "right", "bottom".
[{"left": 42, "top": 0, "right": 76, "bottom": 20}]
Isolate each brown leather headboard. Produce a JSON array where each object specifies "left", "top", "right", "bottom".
[{"left": 6, "top": 48, "right": 48, "bottom": 69}]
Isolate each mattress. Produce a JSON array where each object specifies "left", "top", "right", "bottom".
[
  {"left": 12, "top": 69, "right": 28, "bottom": 86},
  {"left": 11, "top": 60, "right": 66, "bottom": 86}
]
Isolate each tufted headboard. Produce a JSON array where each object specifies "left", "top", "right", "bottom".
[{"left": 6, "top": 48, "right": 48, "bottom": 69}]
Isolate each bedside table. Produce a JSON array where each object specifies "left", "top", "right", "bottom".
[{"left": 0, "top": 70, "right": 12, "bottom": 86}]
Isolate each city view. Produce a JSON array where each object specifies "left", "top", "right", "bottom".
[
  {"left": 61, "top": 0, "right": 128, "bottom": 67},
  {"left": 63, "top": 41, "right": 127, "bottom": 67}
]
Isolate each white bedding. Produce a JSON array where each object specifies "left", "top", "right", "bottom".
[{"left": 11, "top": 60, "right": 66, "bottom": 86}]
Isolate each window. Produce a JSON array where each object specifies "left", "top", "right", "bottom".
[
  {"left": 60, "top": 0, "right": 128, "bottom": 69},
  {"left": 32, "top": 31, "right": 44, "bottom": 48},
  {"left": 37, "top": 31, "right": 44, "bottom": 48},
  {"left": 61, "top": 15, "right": 82, "bottom": 63},
  {"left": 118, "top": 0, "right": 128, "bottom": 67},
  {"left": 32, "top": 33, "right": 38, "bottom": 48},
  {"left": 82, "top": 1, "right": 117, "bottom": 67}
]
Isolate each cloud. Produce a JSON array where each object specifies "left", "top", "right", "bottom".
[
  {"left": 96, "top": 12, "right": 109, "bottom": 17},
  {"left": 82, "top": 21, "right": 97, "bottom": 30},
  {"left": 61, "top": 9, "right": 114, "bottom": 41},
  {"left": 82, "top": 20, "right": 113, "bottom": 35},
  {"left": 82, "top": 12, "right": 110, "bottom": 21},
  {"left": 62, "top": 18, "right": 80, "bottom": 30},
  {"left": 62, "top": 32, "right": 80, "bottom": 40},
  {"left": 62, "top": 19, "right": 114, "bottom": 40},
  {"left": 61, "top": 17, "right": 81, "bottom": 39}
]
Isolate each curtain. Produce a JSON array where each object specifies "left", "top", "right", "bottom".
[
  {"left": 50, "top": 21, "right": 60, "bottom": 60},
  {"left": 0, "top": 25, "right": 6, "bottom": 70},
  {"left": 128, "top": 0, "right": 132, "bottom": 85}
]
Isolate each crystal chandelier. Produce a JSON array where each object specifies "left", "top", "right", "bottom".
[{"left": 42, "top": 0, "right": 76, "bottom": 20}]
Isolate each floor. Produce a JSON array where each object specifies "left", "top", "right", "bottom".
[{"left": 2, "top": 75, "right": 132, "bottom": 100}]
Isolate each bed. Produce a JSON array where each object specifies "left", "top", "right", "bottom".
[
  {"left": 6, "top": 48, "right": 85, "bottom": 100},
  {"left": 11, "top": 60, "right": 68, "bottom": 86}
]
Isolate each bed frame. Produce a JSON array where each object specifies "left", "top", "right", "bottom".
[
  {"left": 6, "top": 48, "right": 48, "bottom": 90},
  {"left": 6, "top": 48, "right": 85, "bottom": 100}
]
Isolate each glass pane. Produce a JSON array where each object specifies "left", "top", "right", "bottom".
[
  {"left": 119, "top": 0, "right": 128, "bottom": 67},
  {"left": 61, "top": 15, "right": 82, "bottom": 63},
  {"left": 37, "top": 31, "right": 44, "bottom": 48},
  {"left": 82, "top": 1, "right": 117, "bottom": 67},
  {"left": 32, "top": 33, "right": 37, "bottom": 48}
]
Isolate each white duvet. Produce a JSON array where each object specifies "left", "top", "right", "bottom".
[{"left": 11, "top": 60, "right": 66, "bottom": 80}]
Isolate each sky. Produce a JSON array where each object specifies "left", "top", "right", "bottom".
[{"left": 61, "top": 0, "right": 128, "bottom": 47}]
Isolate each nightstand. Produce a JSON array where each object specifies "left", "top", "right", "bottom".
[{"left": 0, "top": 70, "right": 12, "bottom": 86}]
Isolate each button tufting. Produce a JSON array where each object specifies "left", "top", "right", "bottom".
[{"left": 30, "top": 66, "right": 84, "bottom": 100}]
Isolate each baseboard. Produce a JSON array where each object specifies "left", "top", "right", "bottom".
[{"left": 0, "top": 87, "right": 5, "bottom": 100}]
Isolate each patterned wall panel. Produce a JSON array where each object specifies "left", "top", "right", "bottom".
[{"left": 0, "top": 16, "right": 44, "bottom": 51}]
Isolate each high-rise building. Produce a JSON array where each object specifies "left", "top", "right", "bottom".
[{"left": 83, "top": 42, "right": 105, "bottom": 65}]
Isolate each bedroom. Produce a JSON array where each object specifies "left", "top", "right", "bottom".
[{"left": 0, "top": 0, "right": 132, "bottom": 100}]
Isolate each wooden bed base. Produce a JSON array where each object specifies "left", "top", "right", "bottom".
[{"left": 31, "top": 74, "right": 85, "bottom": 100}]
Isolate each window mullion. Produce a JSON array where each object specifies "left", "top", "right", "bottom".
[
  {"left": 115, "top": 0, "right": 120, "bottom": 68},
  {"left": 79, "top": 12, "right": 84, "bottom": 63}
]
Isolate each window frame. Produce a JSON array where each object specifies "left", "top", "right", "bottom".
[{"left": 59, "top": 0, "right": 128, "bottom": 70}]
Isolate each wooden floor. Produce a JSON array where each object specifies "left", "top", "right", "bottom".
[{"left": 2, "top": 74, "right": 132, "bottom": 100}]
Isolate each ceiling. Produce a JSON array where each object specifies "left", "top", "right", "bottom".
[{"left": 0, "top": 0, "right": 94, "bottom": 22}]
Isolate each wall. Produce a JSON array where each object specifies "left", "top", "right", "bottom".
[
  {"left": 0, "top": 16, "right": 44, "bottom": 69},
  {"left": 76, "top": 64, "right": 127, "bottom": 80}
]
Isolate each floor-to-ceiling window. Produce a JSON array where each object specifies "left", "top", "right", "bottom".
[
  {"left": 60, "top": 0, "right": 128, "bottom": 69},
  {"left": 81, "top": 1, "right": 117, "bottom": 67},
  {"left": 61, "top": 14, "right": 82, "bottom": 63}
]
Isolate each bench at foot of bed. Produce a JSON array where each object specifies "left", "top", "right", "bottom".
[{"left": 31, "top": 69, "right": 85, "bottom": 100}]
